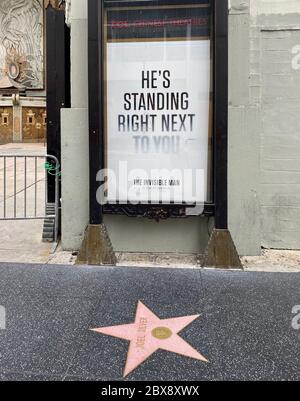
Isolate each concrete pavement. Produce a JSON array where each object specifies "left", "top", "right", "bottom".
[
  {"left": 0, "top": 143, "right": 54, "bottom": 263},
  {"left": 0, "top": 263, "right": 299, "bottom": 381}
]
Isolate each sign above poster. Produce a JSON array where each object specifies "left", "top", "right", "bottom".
[{"left": 106, "top": 3, "right": 211, "bottom": 41}]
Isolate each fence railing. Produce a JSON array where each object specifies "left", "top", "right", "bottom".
[{"left": 0, "top": 154, "right": 59, "bottom": 243}]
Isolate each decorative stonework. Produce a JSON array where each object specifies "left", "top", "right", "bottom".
[
  {"left": 0, "top": 107, "right": 13, "bottom": 144},
  {"left": 0, "top": 0, "right": 44, "bottom": 90},
  {"left": 22, "top": 107, "right": 47, "bottom": 142},
  {"left": 26, "top": 109, "right": 36, "bottom": 126},
  {"left": 1, "top": 109, "right": 9, "bottom": 126},
  {"left": 44, "top": 0, "right": 65, "bottom": 10}
]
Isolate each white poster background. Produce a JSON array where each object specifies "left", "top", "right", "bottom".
[{"left": 106, "top": 40, "right": 211, "bottom": 204}]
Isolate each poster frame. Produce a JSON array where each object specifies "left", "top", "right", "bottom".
[{"left": 88, "top": 0, "right": 228, "bottom": 223}]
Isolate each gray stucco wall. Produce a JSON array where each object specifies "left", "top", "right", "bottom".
[
  {"left": 250, "top": 8, "right": 300, "bottom": 250},
  {"left": 228, "top": 1, "right": 261, "bottom": 256},
  {"left": 61, "top": 1, "right": 89, "bottom": 250}
]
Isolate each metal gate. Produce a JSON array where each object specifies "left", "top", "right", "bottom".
[{"left": 0, "top": 154, "right": 59, "bottom": 243}]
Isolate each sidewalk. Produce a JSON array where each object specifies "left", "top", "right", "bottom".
[
  {"left": 0, "top": 263, "right": 299, "bottom": 381},
  {"left": 0, "top": 143, "right": 52, "bottom": 263},
  {"left": 0, "top": 143, "right": 47, "bottom": 156}
]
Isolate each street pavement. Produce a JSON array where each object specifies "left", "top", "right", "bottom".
[{"left": 0, "top": 263, "right": 299, "bottom": 381}]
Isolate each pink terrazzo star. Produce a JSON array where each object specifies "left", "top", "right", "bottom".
[{"left": 91, "top": 301, "right": 208, "bottom": 377}]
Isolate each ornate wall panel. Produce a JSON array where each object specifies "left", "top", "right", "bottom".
[
  {"left": 0, "top": 107, "right": 13, "bottom": 144},
  {"left": 22, "top": 107, "right": 46, "bottom": 142},
  {"left": 0, "top": 0, "right": 44, "bottom": 89}
]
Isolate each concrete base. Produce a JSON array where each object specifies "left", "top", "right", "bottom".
[
  {"left": 104, "top": 215, "right": 210, "bottom": 254},
  {"left": 202, "top": 229, "right": 243, "bottom": 269},
  {"left": 76, "top": 224, "right": 117, "bottom": 266}
]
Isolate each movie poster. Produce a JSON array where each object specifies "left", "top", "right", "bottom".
[{"left": 106, "top": 39, "right": 211, "bottom": 204}]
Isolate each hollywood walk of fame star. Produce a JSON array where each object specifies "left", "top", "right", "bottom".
[{"left": 91, "top": 301, "right": 208, "bottom": 377}]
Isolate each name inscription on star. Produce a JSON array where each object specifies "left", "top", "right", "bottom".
[{"left": 136, "top": 317, "right": 147, "bottom": 349}]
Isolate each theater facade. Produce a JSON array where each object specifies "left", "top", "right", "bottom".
[
  {"left": 56, "top": 0, "right": 300, "bottom": 264},
  {"left": 0, "top": 0, "right": 47, "bottom": 144}
]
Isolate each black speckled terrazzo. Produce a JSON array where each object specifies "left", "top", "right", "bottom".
[{"left": 0, "top": 263, "right": 299, "bottom": 381}]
